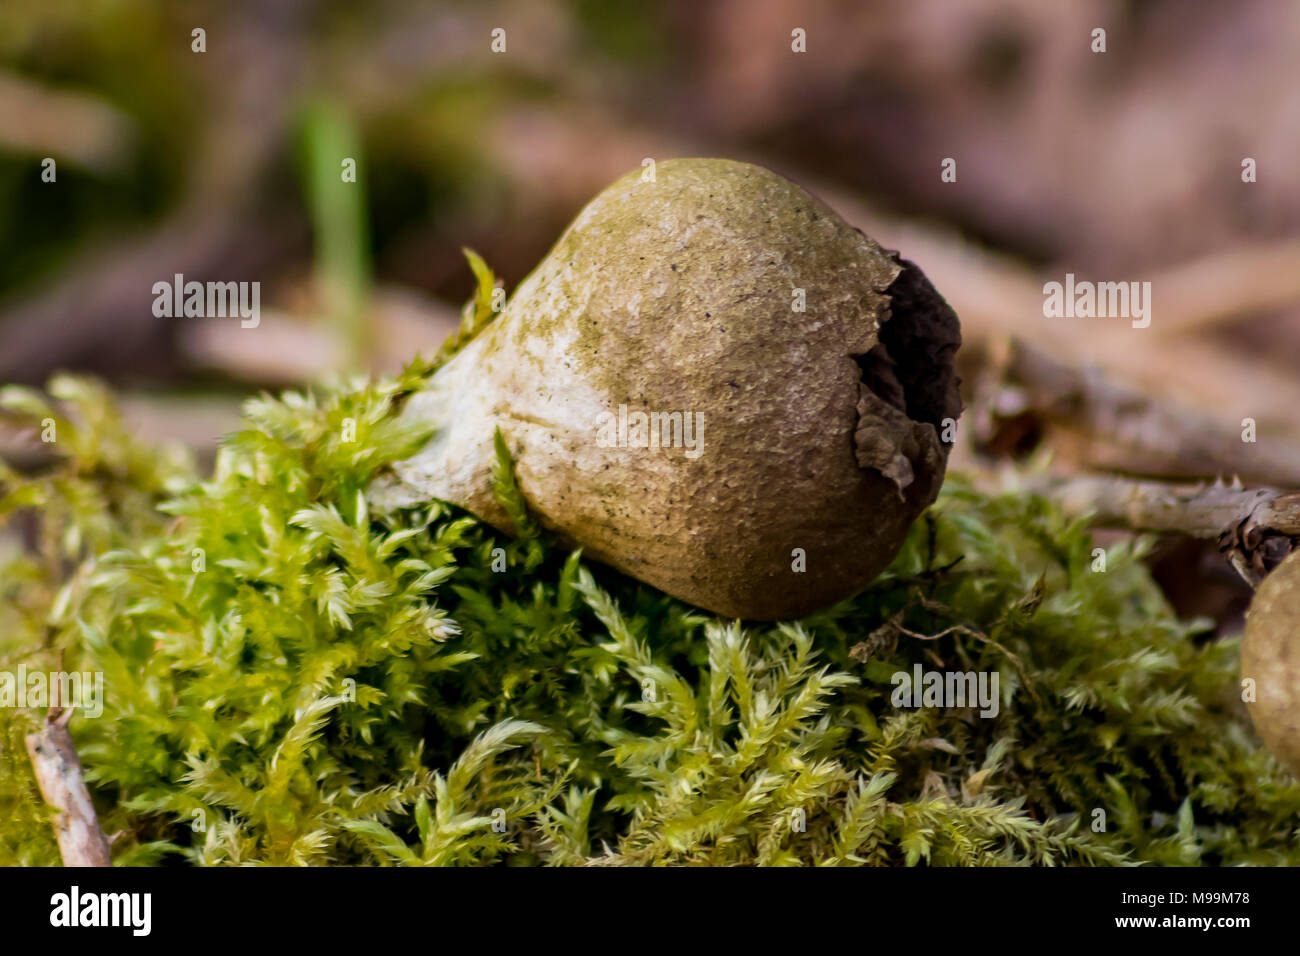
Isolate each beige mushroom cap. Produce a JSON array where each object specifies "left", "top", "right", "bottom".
[{"left": 1243, "top": 549, "right": 1300, "bottom": 777}]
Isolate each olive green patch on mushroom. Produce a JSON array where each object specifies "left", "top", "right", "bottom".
[
  {"left": 1242, "top": 549, "right": 1300, "bottom": 778},
  {"left": 372, "top": 157, "right": 963, "bottom": 619}
]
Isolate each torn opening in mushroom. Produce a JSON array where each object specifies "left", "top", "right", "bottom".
[{"left": 853, "top": 256, "right": 964, "bottom": 496}]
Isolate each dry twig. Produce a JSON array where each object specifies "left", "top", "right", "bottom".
[
  {"left": 24, "top": 708, "right": 113, "bottom": 867},
  {"left": 978, "top": 338, "right": 1300, "bottom": 487},
  {"left": 1039, "top": 474, "right": 1300, "bottom": 586}
]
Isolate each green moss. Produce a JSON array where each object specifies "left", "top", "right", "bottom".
[{"left": 1, "top": 368, "right": 1298, "bottom": 866}]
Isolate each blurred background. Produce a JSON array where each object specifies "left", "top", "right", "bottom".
[{"left": 2, "top": 0, "right": 1299, "bottom": 629}]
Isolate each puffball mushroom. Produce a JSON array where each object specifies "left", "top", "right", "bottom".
[
  {"left": 372, "top": 158, "right": 962, "bottom": 619},
  {"left": 1241, "top": 549, "right": 1300, "bottom": 777}
]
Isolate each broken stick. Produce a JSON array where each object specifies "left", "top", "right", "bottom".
[
  {"left": 983, "top": 339, "right": 1300, "bottom": 488},
  {"left": 24, "top": 708, "right": 112, "bottom": 867},
  {"left": 1040, "top": 475, "right": 1300, "bottom": 587}
]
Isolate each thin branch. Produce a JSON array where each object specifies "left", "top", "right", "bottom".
[
  {"left": 24, "top": 708, "right": 112, "bottom": 867},
  {"left": 982, "top": 338, "right": 1300, "bottom": 487},
  {"left": 1036, "top": 474, "right": 1300, "bottom": 586}
]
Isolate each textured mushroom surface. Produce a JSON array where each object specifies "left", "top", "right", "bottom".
[
  {"left": 373, "top": 158, "right": 962, "bottom": 619},
  {"left": 1242, "top": 549, "right": 1300, "bottom": 777}
]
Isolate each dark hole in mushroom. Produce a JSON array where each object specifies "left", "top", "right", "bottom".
[{"left": 855, "top": 255, "right": 963, "bottom": 430}]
